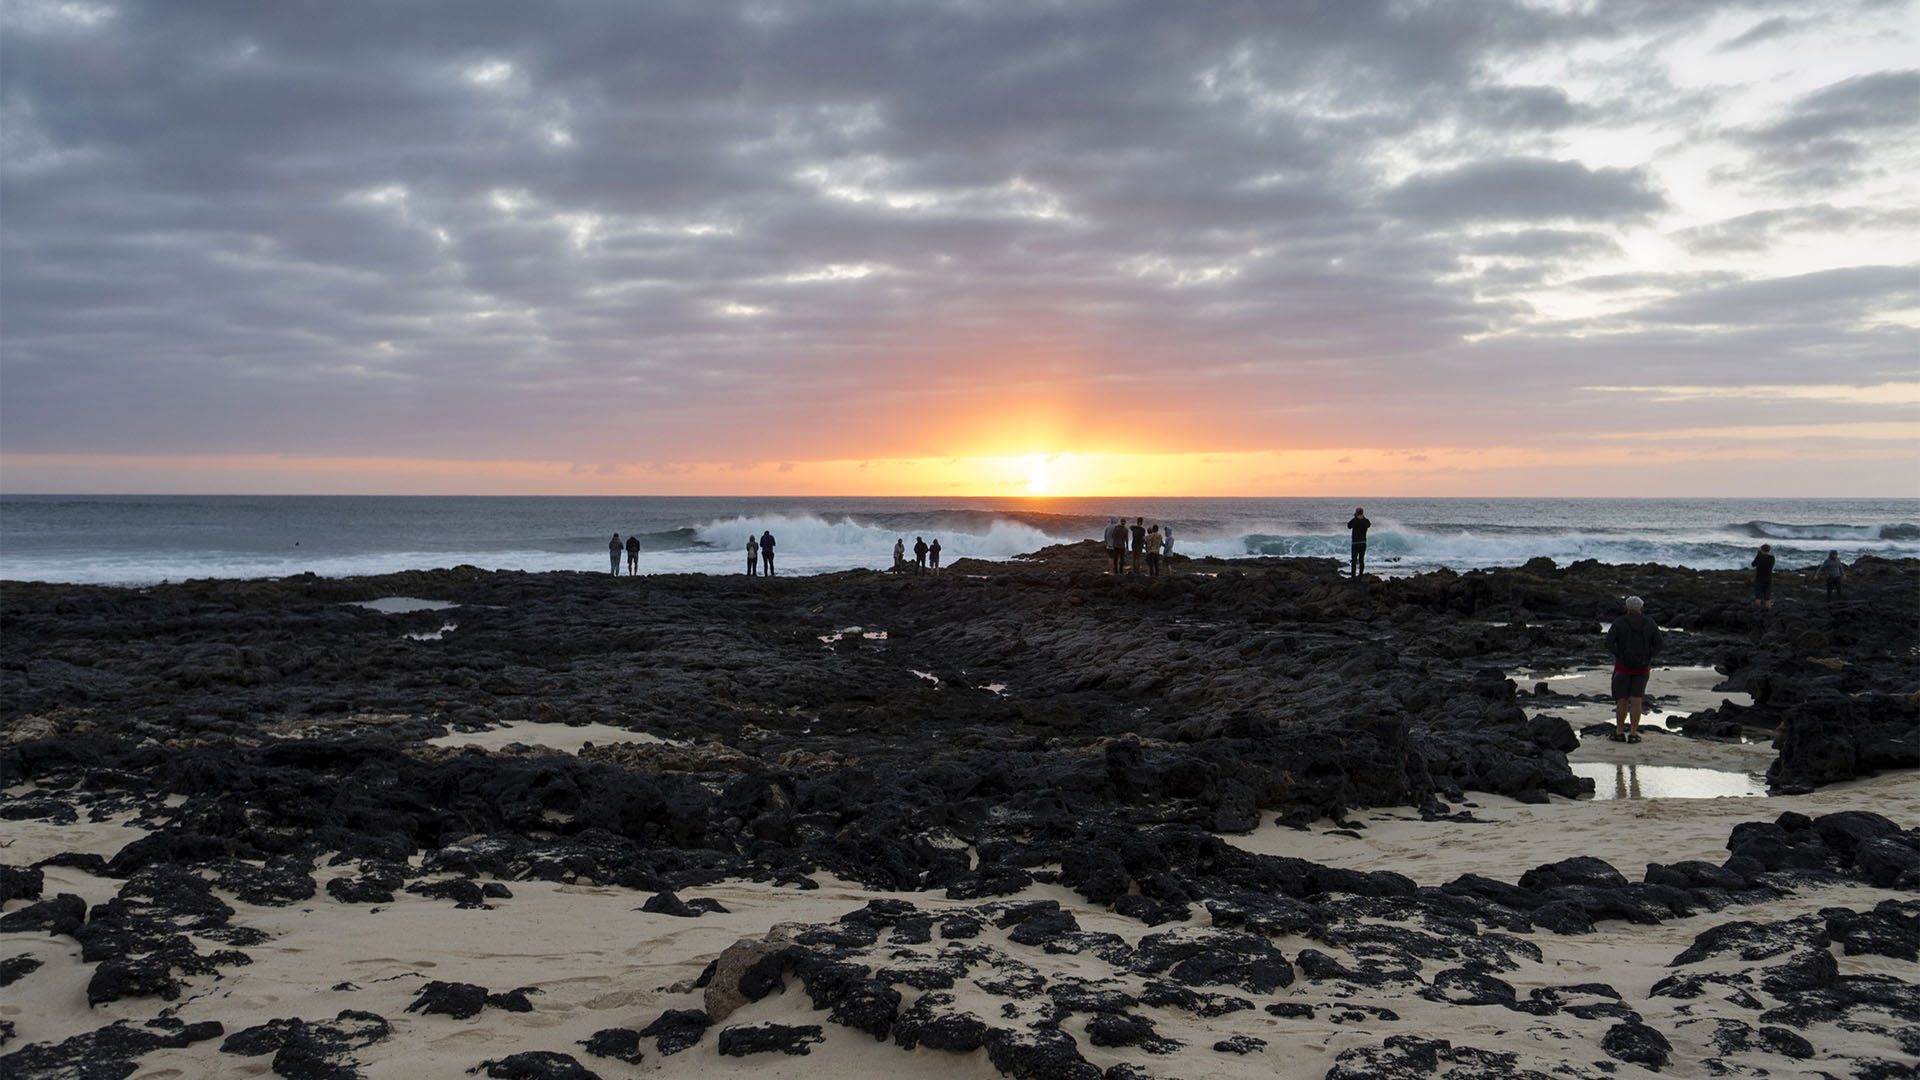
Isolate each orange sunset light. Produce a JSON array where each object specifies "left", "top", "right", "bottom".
[{"left": 10, "top": 438, "right": 1910, "bottom": 498}]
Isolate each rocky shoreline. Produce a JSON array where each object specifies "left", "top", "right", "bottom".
[{"left": 3, "top": 553, "right": 1917, "bottom": 1079}]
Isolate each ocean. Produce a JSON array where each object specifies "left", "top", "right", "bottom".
[{"left": 1, "top": 495, "right": 1914, "bottom": 586}]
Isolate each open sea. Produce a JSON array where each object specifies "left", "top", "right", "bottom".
[{"left": 1, "top": 495, "right": 1915, "bottom": 586}]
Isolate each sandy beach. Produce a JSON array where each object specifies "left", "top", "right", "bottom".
[{"left": 2, "top": 767, "right": 1913, "bottom": 1079}]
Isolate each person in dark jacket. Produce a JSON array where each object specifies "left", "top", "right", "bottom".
[
  {"left": 914, "top": 536, "right": 928, "bottom": 573},
  {"left": 1605, "top": 595, "right": 1663, "bottom": 743},
  {"left": 1816, "top": 550, "right": 1845, "bottom": 601},
  {"left": 1751, "top": 544, "right": 1774, "bottom": 609},
  {"left": 1130, "top": 517, "right": 1147, "bottom": 573},
  {"left": 625, "top": 533, "right": 640, "bottom": 575},
  {"left": 760, "top": 530, "right": 776, "bottom": 576},
  {"left": 1346, "top": 508, "right": 1370, "bottom": 578}
]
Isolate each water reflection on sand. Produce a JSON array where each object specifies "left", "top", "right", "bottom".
[{"left": 1572, "top": 762, "right": 1767, "bottom": 801}]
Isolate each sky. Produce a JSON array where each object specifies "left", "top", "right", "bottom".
[{"left": 1, "top": 0, "right": 1916, "bottom": 497}]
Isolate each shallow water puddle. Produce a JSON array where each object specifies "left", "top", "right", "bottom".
[
  {"left": 818, "top": 626, "right": 889, "bottom": 644},
  {"left": 1572, "top": 762, "right": 1767, "bottom": 800},
  {"left": 1515, "top": 664, "right": 1753, "bottom": 718},
  {"left": 349, "top": 596, "right": 459, "bottom": 614},
  {"left": 427, "top": 721, "right": 667, "bottom": 754}
]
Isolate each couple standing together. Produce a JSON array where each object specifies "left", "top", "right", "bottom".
[
  {"left": 608, "top": 533, "right": 639, "bottom": 575},
  {"left": 745, "top": 530, "right": 777, "bottom": 576}
]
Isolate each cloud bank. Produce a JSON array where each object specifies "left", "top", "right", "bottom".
[{"left": 2, "top": 0, "right": 1915, "bottom": 493}]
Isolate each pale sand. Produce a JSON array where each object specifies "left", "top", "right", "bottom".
[{"left": 4, "top": 771, "right": 1915, "bottom": 1079}]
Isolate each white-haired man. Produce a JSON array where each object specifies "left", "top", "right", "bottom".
[{"left": 1605, "top": 595, "right": 1663, "bottom": 743}]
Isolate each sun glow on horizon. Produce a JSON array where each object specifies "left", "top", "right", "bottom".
[{"left": 2, "top": 438, "right": 1914, "bottom": 498}]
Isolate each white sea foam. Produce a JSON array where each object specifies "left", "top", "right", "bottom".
[{"left": 3, "top": 496, "right": 1913, "bottom": 584}]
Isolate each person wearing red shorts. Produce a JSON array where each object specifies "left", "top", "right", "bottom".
[{"left": 1605, "top": 595, "right": 1663, "bottom": 743}]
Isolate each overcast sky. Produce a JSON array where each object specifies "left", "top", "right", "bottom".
[{"left": 2, "top": 0, "right": 1915, "bottom": 495}]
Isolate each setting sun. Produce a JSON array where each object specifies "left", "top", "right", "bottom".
[{"left": 1025, "top": 470, "right": 1049, "bottom": 495}]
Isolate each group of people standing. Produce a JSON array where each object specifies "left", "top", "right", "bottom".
[
  {"left": 1104, "top": 517, "right": 1174, "bottom": 576},
  {"left": 892, "top": 536, "right": 943, "bottom": 573}
]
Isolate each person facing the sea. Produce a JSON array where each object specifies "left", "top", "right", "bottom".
[
  {"left": 914, "top": 536, "right": 928, "bottom": 573},
  {"left": 625, "top": 533, "right": 640, "bottom": 576},
  {"left": 1751, "top": 544, "right": 1774, "bottom": 609},
  {"left": 1146, "top": 524, "right": 1162, "bottom": 576},
  {"left": 1104, "top": 517, "right": 1125, "bottom": 574},
  {"left": 1130, "top": 517, "right": 1147, "bottom": 573},
  {"left": 608, "top": 533, "right": 622, "bottom": 575},
  {"left": 1606, "top": 595, "right": 1663, "bottom": 744},
  {"left": 747, "top": 535, "right": 759, "bottom": 576},
  {"left": 760, "top": 529, "right": 776, "bottom": 575},
  {"left": 929, "top": 538, "right": 942, "bottom": 572},
  {"left": 1816, "top": 550, "right": 1845, "bottom": 600},
  {"left": 1346, "top": 508, "right": 1370, "bottom": 578},
  {"left": 892, "top": 537, "right": 906, "bottom": 573}
]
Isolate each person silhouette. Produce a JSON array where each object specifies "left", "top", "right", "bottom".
[
  {"left": 1346, "top": 508, "right": 1370, "bottom": 578},
  {"left": 929, "top": 538, "right": 942, "bottom": 572},
  {"left": 747, "top": 535, "right": 759, "bottom": 576},
  {"left": 625, "top": 533, "right": 640, "bottom": 575},
  {"left": 914, "top": 536, "right": 928, "bottom": 573},
  {"left": 1751, "top": 544, "right": 1774, "bottom": 609},
  {"left": 760, "top": 530, "right": 776, "bottom": 576},
  {"left": 608, "top": 533, "right": 622, "bottom": 575}
]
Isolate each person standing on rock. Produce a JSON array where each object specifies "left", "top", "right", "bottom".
[
  {"left": 1606, "top": 595, "right": 1663, "bottom": 744},
  {"left": 1346, "top": 507, "right": 1370, "bottom": 578},
  {"left": 892, "top": 537, "right": 906, "bottom": 573},
  {"left": 1104, "top": 517, "right": 1125, "bottom": 574},
  {"left": 914, "top": 536, "right": 928, "bottom": 573},
  {"left": 1130, "top": 517, "right": 1147, "bottom": 573},
  {"left": 625, "top": 533, "right": 640, "bottom": 576},
  {"left": 760, "top": 530, "right": 776, "bottom": 576},
  {"left": 1751, "top": 544, "right": 1774, "bottom": 609},
  {"left": 1162, "top": 524, "right": 1175, "bottom": 569},
  {"left": 608, "top": 533, "right": 623, "bottom": 575},
  {"left": 1816, "top": 549, "right": 1845, "bottom": 601},
  {"left": 747, "top": 535, "right": 759, "bottom": 576},
  {"left": 1145, "top": 524, "right": 1163, "bottom": 576},
  {"left": 929, "top": 538, "right": 942, "bottom": 572}
]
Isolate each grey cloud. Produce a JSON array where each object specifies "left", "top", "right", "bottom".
[
  {"left": 1611, "top": 265, "right": 1920, "bottom": 329},
  {"left": 1671, "top": 205, "right": 1920, "bottom": 253},
  {"left": 1465, "top": 229, "right": 1622, "bottom": 258},
  {"left": 1743, "top": 70, "right": 1920, "bottom": 146},
  {"left": 1384, "top": 158, "right": 1666, "bottom": 224},
  {"left": 1717, "top": 16, "right": 1822, "bottom": 50},
  {"left": 0, "top": 0, "right": 1908, "bottom": 463},
  {"left": 1561, "top": 271, "right": 1742, "bottom": 293},
  {"left": 1461, "top": 85, "right": 1583, "bottom": 130},
  {"left": 1727, "top": 69, "right": 1920, "bottom": 191}
]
